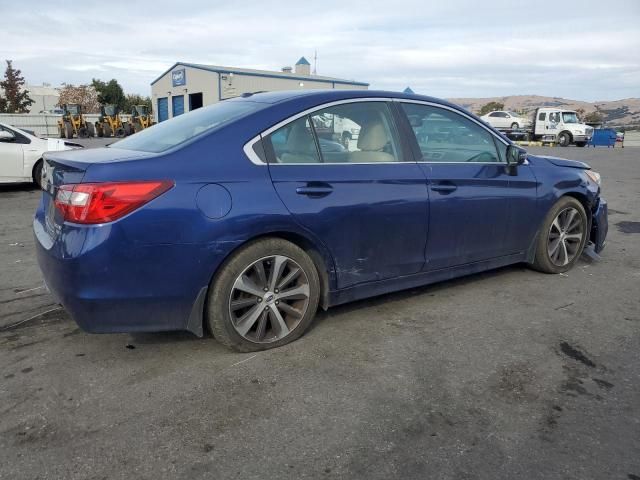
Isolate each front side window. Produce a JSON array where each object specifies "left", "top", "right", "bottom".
[{"left": 401, "top": 103, "right": 502, "bottom": 163}]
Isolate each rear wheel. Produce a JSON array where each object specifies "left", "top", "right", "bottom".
[
  {"left": 115, "top": 127, "right": 126, "bottom": 138},
  {"left": 103, "top": 124, "right": 112, "bottom": 137},
  {"left": 78, "top": 127, "right": 88, "bottom": 139},
  {"left": 58, "top": 125, "right": 65, "bottom": 138},
  {"left": 32, "top": 160, "right": 43, "bottom": 188},
  {"left": 87, "top": 123, "right": 95, "bottom": 137},
  {"left": 558, "top": 131, "right": 571, "bottom": 147},
  {"left": 207, "top": 238, "right": 320, "bottom": 352},
  {"left": 124, "top": 123, "right": 133, "bottom": 136},
  {"left": 530, "top": 197, "right": 588, "bottom": 273},
  {"left": 96, "top": 123, "right": 104, "bottom": 137}
]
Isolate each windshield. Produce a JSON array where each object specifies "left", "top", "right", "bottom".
[
  {"left": 110, "top": 100, "right": 264, "bottom": 153},
  {"left": 562, "top": 112, "right": 579, "bottom": 124}
]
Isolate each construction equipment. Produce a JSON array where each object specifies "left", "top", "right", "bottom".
[
  {"left": 95, "top": 104, "right": 126, "bottom": 138},
  {"left": 125, "top": 105, "right": 154, "bottom": 135},
  {"left": 57, "top": 104, "right": 95, "bottom": 139}
]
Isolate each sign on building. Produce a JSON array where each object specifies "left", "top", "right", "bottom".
[{"left": 172, "top": 69, "right": 186, "bottom": 87}]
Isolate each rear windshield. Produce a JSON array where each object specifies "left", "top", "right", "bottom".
[{"left": 110, "top": 100, "right": 263, "bottom": 153}]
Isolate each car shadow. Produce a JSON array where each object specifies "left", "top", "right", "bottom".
[
  {"left": 309, "top": 263, "right": 531, "bottom": 331},
  {"left": 0, "top": 183, "right": 38, "bottom": 193}
]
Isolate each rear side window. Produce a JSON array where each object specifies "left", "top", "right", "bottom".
[
  {"left": 401, "top": 103, "right": 502, "bottom": 163},
  {"left": 538, "top": 112, "right": 546, "bottom": 121},
  {"left": 269, "top": 117, "right": 321, "bottom": 164},
  {"left": 267, "top": 102, "right": 403, "bottom": 164},
  {"left": 110, "top": 100, "right": 263, "bottom": 153}
]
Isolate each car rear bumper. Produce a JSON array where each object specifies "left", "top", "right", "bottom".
[
  {"left": 590, "top": 198, "right": 608, "bottom": 253},
  {"left": 34, "top": 207, "right": 238, "bottom": 335}
]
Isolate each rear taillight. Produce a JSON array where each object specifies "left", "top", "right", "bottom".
[{"left": 54, "top": 181, "right": 174, "bottom": 224}]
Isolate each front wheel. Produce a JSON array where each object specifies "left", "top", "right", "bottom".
[
  {"left": 511, "top": 122, "right": 519, "bottom": 130},
  {"left": 207, "top": 238, "right": 320, "bottom": 352},
  {"left": 558, "top": 132, "right": 571, "bottom": 147},
  {"left": 530, "top": 197, "right": 588, "bottom": 273}
]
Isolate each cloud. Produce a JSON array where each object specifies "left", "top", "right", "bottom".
[{"left": 1, "top": 0, "right": 639, "bottom": 100}]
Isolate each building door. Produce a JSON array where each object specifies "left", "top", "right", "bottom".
[
  {"left": 172, "top": 95, "right": 185, "bottom": 117},
  {"left": 157, "top": 97, "right": 168, "bottom": 122},
  {"left": 189, "top": 93, "right": 203, "bottom": 111}
]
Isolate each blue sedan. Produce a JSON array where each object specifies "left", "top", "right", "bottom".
[{"left": 34, "top": 90, "right": 608, "bottom": 351}]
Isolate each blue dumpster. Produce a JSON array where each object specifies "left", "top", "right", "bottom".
[{"left": 589, "top": 129, "right": 617, "bottom": 147}]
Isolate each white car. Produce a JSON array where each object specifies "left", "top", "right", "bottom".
[
  {"left": 0, "top": 122, "right": 81, "bottom": 186},
  {"left": 480, "top": 111, "right": 531, "bottom": 130}
]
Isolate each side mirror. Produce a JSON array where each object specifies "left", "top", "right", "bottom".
[
  {"left": 0, "top": 131, "right": 15, "bottom": 142},
  {"left": 506, "top": 145, "right": 526, "bottom": 175}
]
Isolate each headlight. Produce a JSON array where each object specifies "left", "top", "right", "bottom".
[{"left": 586, "top": 170, "right": 601, "bottom": 186}]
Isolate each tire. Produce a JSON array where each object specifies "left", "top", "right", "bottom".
[
  {"left": 124, "top": 123, "right": 133, "bottom": 136},
  {"left": 103, "top": 124, "right": 112, "bottom": 137},
  {"left": 32, "top": 160, "right": 43, "bottom": 188},
  {"left": 558, "top": 131, "right": 571, "bottom": 147},
  {"left": 96, "top": 124, "right": 104, "bottom": 137},
  {"left": 575, "top": 142, "right": 586, "bottom": 147},
  {"left": 64, "top": 122, "right": 73, "bottom": 139},
  {"left": 511, "top": 122, "right": 519, "bottom": 130},
  {"left": 78, "top": 127, "right": 89, "bottom": 139},
  {"left": 115, "top": 127, "right": 126, "bottom": 138},
  {"left": 207, "top": 238, "right": 321, "bottom": 352},
  {"left": 87, "top": 123, "right": 95, "bottom": 137},
  {"left": 58, "top": 125, "right": 65, "bottom": 138},
  {"left": 530, "top": 196, "right": 588, "bottom": 274}
]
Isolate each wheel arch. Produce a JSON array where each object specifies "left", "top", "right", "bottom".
[{"left": 31, "top": 158, "right": 43, "bottom": 185}]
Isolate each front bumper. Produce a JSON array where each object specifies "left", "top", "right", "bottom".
[
  {"left": 573, "top": 134, "right": 591, "bottom": 143},
  {"left": 590, "top": 198, "right": 608, "bottom": 253}
]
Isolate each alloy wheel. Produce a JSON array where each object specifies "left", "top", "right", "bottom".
[
  {"left": 228, "top": 255, "right": 310, "bottom": 343},
  {"left": 547, "top": 207, "right": 584, "bottom": 266}
]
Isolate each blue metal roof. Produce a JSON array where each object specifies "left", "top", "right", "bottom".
[
  {"left": 296, "top": 57, "right": 311, "bottom": 65},
  {"left": 151, "top": 62, "right": 368, "bottom": 87}
]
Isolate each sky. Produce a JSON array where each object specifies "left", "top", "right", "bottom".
[{"left": 1, "top": 0, "right": 639, "bottom": 101}]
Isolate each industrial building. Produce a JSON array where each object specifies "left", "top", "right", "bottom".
[{"left": 150, "top": 57, "right": 369, "bottom": 122}]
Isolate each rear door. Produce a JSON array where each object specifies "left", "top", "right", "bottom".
[
  {"left": 266, "top": 100, "right": 429, "bottom": 289},
  {"left": 398, "top": 101, "right": 530, "bottom": 271}
]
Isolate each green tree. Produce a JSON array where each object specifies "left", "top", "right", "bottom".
[
  {"left": 0, "top": 60, "right": 34, "bottom": 113},
  {"left": 91, "top": 78, "right": 126, "bottom": 110},
  {"left": 123, "top": 93, "right": 152, "bottom": 114},
  {"left": 478, "top": 101, "right": 505, "bottom": 116}
]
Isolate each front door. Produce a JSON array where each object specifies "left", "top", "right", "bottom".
[
  {"left": 399, "top": 101, "right": 525, "bottom": 271},
  {"left": 266, "top": 100, "right": 429, "bottom": 289}
]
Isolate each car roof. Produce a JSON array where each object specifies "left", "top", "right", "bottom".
[{"left": 233, "top": 89, "right": 470, "bottom": 115}]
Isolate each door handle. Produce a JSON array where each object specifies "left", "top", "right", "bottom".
[
  {"left": 430, "top": 183, "right": 457, "bottom": 193},
  {"left": 296, "top": 184, "right": 333, "bottom": 197}
]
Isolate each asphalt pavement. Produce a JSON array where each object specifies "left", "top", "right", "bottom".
[{"left": 1, "top": 145, "right": 639, "bottom": 479}]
